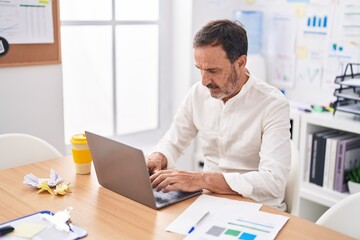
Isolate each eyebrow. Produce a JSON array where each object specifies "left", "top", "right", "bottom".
[{"left": 194, "top": 65, "right": 219, "bottom": 72}]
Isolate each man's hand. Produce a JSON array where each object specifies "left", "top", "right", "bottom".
[
  {"left": 150, "top": 170, "right": 203, "bottom": 193},
  {"left": 150, "top": 170, "right": 237, "bottom": 194},
  {"left": 146, "top": 152, "right": 168, "bottom": 175}
]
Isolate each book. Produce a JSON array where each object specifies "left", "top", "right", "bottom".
[
  {"left": 310, "top": 130, "right": 338, "bottom": 186},
  {"left": 334, "top": 136, "right": 360, "bottom": 192},
  {"left": 304, "top": 132, "right": 313, "bottom": 182},
  {"left": 323, "top": 133, "right": 354, "bottom": 190}
]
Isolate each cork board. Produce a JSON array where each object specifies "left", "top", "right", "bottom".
[{"left": 0, "top": 0, "right": 61, "bottom": 67}]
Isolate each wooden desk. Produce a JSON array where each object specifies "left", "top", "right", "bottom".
[{"left": 0, "top": 156, "right": 353, "bottom": 239}]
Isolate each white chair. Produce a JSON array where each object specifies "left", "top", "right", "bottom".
[
  {"left": 284, "top": 140, "right": 300, "bottom": 215},
  {"left": 0, "top": 133, "right": 63, "bottom": 170},
  {"left": 316, "top": 192, "right": 360, "bottom": 239}
]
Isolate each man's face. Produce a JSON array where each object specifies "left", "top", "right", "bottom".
[{"left": 194, "top": 45, "right": 242, "bottom": 102}]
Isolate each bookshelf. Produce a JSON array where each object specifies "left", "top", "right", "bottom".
[{"left": 294, "top": 111, "right": 360, "bottom": 221}]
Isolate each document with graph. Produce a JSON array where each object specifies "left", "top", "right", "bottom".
[{"left": 183, "top": 199, "right": 289, "bottom": 240}]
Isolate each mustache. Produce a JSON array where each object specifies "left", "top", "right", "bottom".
[{"left": 206, "top": 83, "right": 218, "bottom": 89}]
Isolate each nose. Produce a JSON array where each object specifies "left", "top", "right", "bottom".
[{"left": 200, "top": 70, "right": 211, "bottom": 87}]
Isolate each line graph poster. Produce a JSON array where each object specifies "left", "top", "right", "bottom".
[
  {"left": 294, "top": 46, "right": 324, "bottom": 88},
  {"left": 267, "top": 13, "right": 297, "bottom": 88},
  {"left": 0, "top": 0, "right": 53, "bottom": 44}
]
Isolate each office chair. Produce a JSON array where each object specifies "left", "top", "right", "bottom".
[
  {"left": 316, "top": 192, "right": 360, "bottom": 239},
  {"left": 284, "top": 140, "right": 300, "bottom": 215},
  {"left": 0, "top": 133, "right": 63, "bottom": 170}
]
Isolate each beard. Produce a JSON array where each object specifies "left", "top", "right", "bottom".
[{"left": 207, "top": 65, "right": 239, "bottom": 100}]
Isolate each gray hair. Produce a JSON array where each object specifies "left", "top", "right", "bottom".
[{"left": 193, "top": 19, "right": 248, "bottom": 63}]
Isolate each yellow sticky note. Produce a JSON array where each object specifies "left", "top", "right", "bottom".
[
  {"left": 245, "top": 0, "right": 256, "bottom": 4},
  {"left": 39, "top": 0, "right": 49, "bottom": 4},
  {"left": 11, "top": 223, "right": 45, "bottom": 238},
  {"left": 294, "top": 4, "right": 306, "bottom": 18},
  {"left": 296, "top": 46, "right": 308, "bottom": 59}
]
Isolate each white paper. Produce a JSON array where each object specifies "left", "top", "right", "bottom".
[
  {"left": 23, "top": 169, "right": 63, "bottom": 187},
  {"left": 0, "top": 0, "right": 54, "bottom": 44},
  {"left": 184, "top": 205, "right": 289, "bottom": 240},
  {"left": 332, "top": 0, "right": 360, "bottom": 38},
  {"left": 166, "top": 195, "right": 262, "bottom": 235},
  {"left": 321, "top": 40, "right": 360, "bottom": 91},
  {"left": 267, "top": 13, "right": 297, "bottom": 88}
]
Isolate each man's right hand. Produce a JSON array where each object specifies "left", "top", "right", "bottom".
[{"left": 145, "top": 152, "right": 168, "bottom": 175}]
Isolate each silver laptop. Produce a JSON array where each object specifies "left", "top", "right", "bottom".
[{"left": 85, "top": 131, "right": 202, "bottom": 209}]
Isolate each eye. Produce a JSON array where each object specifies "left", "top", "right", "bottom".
[{"left": 208, "top": 69, "right": 218, "bottom": 74}]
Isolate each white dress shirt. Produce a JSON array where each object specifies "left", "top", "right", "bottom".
[{"left": 152, "top": 75, "right": 291, "bottom": 210}]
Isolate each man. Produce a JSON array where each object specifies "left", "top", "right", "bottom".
[{"left": 146, "top": 19, "right": 291, "bottom": 210}]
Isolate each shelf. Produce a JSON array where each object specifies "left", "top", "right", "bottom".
[
  {"left": 300, "top": 111, "right": 360, "bottom": 135},
  {"left": 300, "top": 182, "right": 350, "bottom": 207},
  {"left": 295, "top": 109, "right": 360, "bottom": 220}
]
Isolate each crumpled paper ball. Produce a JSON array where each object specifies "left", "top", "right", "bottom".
[{"left": 23, "top": 169, "right": 71, "bottom": 195}]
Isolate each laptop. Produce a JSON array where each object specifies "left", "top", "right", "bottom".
[{"left": 85, "top": 131, "right": 202, "bottom": 209}]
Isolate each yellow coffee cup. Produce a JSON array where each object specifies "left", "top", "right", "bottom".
[{"left": 70, "top": 133, "right": 92, "bottom": 174}]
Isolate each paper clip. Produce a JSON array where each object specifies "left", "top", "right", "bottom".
[{"left": 42, "top": 207, "right": 74, "bottom": 232}]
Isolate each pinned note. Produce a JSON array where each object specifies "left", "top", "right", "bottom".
[
  {"left": 296, "top": 46, "right": 309, "bottom": 59},
  {"left": 294, "top": 4, "right": 306, "bottom": 17}
]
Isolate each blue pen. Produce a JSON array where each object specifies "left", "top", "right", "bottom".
[{"left": 188, "top": 211, "right": 210, "bottom": 234}]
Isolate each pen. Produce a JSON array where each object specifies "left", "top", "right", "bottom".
[
  {"left": 298, "top": 107, "right": 312, "bottom": 113},
  {"left": 0, "top": 225, "right": 14, "bottom": 237},
  {"left": 188, "top": 211, "right": 210, "bottom": 234}
]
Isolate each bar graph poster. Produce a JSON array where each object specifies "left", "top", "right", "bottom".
[
  {"left": 294, "top": 5, "right": 334, "bottom": 89},
  {"left": 322, "top": 41, "right": 360, "bottom": 91},
  {"left": 298, "top": 5, "right": 334, "bottom": 43},
  {"left": 0, "top": 0, "right": 54, "bottom": 44}
]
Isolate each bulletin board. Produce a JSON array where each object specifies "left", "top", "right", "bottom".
[{"left": 0, "top": 0, "right": 61, "bottom": 67}]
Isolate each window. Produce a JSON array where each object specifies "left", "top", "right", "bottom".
[{"left": 60, "top": 0, "right": 171, "bottom": 147}]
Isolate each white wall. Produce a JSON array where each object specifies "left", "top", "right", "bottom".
[
  {"left": 0, "top": 64, "right": 66, "bottom": 154},
  {"left": 169, "top": 0, "right": 197, "bottom": 171}
]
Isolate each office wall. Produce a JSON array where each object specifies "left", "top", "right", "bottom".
[{"left": 0, "top": 64, "right": 66, "bottom": 154}]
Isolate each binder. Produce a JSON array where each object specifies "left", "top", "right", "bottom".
[{"left": 0, "top": 211, "right": 87, "bottom": 240}]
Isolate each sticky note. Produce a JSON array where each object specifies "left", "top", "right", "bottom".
[
  {"left": 245, "top": 0, "right": 256, "bottom": 4},
  {"left": 11, "top": 223, "right": 45, "bottom": 238},
  {"left": 294, "top": 4, "right": 305, "bottom": 17},
  {"left": 296, "top": 46, "right": 308, "bottom": 59}
]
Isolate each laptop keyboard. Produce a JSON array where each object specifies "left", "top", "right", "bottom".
[{"left": 153, "top": 189, "right": 181, "bottom": 204}]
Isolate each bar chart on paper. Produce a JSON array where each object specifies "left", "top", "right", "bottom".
[
  {"left": 307, "top": 15, "right": 328, "bottom": 28},
  {"left": 304, "top": 14, "right": 329, "bottom": 35},
  {"left": 201, "top": 219, "right": 273, "bottom": 240},
  {"left": 184, "top": 205, "right": 289, "bottom": 240}
]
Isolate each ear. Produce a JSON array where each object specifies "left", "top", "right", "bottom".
[{"left": 235, "top": 55, "right": 247, "bottom": 69}]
